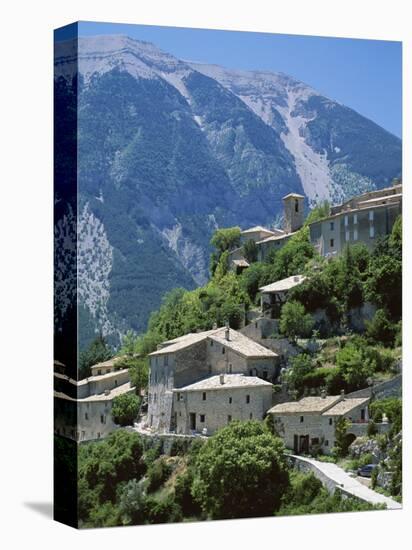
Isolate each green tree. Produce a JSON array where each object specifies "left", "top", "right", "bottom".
[
  {"left": 333, "top": 417, "right": 352, "bottom": 457},
  {"left": 287, "top": 353, "right": 314, "bottom": 395},
  {"left": 210, "top": 226, "right": 241, "bottom": 275},
  {"left": 112, "top": 393, "right": 141, "bottom": 426},
  {"left": 365, "top": 309, "right": 397, "bottom": 347},
  {"left": 242, "top": 239, "right": 258, "bottom": 264},
  {"left": 79, "top": 334, "right": 112, "bottom": 379},
  {"left": 304, "top": 201, "right": 330, "bottom": 226},
  {"left": 279, "top": 301, "right": 314, "bottom": 341},
  {"left": 191, "top": 421, "right": 289, "bottom": 519},
  {"left": 335, "top": 343, "right": 375, "bottom": 391}
]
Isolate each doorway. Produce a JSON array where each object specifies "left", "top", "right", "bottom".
[{"left": 189, "top": 413, "right": 196, "bottom": 431}]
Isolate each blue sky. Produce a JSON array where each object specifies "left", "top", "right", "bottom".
[{"left": 71, "top": 21, "right": 401, "bottom": 138}]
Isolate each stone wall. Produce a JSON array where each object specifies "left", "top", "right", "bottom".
[{"left": 173, "top": 385, "right": 273, "bottom": 435}]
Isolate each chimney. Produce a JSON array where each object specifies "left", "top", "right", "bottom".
[
  {"left": 212, "top": 322, "right": 217, "bottom": 330},
  {"left": 225, "top": 321, "right": 230, "bottom": 341},
  {"left": 321, "top": 389, "right": 327, "bottom": 399},
  {"left": 340, "top": 389, "right": 345, "bottom": 400},
  {"left": 219, "top": 373, "right": 225, "bottom": 385}
]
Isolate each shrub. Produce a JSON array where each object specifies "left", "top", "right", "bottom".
[
  {"left": 365, "top": 309, "right": 397, "bottom": 346},
  {"left": 146, "top": 458, "right": 173, "bottom": 493},
  {"left": 279, "top": 301, "right": 314, "bottom": 341},
  {"left": 112, "top": 393, "right": 141, "bottom": 426}
]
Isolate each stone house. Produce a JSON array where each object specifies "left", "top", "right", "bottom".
[
  {"left": 227, "top": 193, "right": 305, "bottom": 269},
  {"left": 147, "top": 326, "right": 279, "bottom": 433},
  {"left": 54, "top": 363, "right": 135, "bottom": 442},
  {"left": 268, "top": 392, "right": 371, "bottom": 455},
  {"left": 259, "top": 274, "right": 306, "bottom": 319},
  {"left": 172, "top": 373, "right": 273, "bottom": 435},
  {"left": 309, "top": 183, "right": 402, "bottom": 257}
]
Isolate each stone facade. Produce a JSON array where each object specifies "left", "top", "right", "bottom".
[
  {"left": 283, "top": 193, "right": 305, "bottom": 234},
  {"left": 172, "top": 375, "right": 273, "bottom": 435},
  {"left": 309, "top": 184, "right": 402, "bottom": 257},
  {"left": 147, "top": 327, "right": 279, "bottom": 434},
  {"left": 269, "top": 394, "right": 370, "bottom": 455},
  {"left": 54, "top": 366, "right": 135, "bottom": 442}
]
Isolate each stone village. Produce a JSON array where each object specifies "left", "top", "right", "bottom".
[{"left": 54, "top": 181, "right": 402, "bottom": 457}]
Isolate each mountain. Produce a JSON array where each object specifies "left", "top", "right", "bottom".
[{"left": 54, "top": 35, "right": 402, "bottom": 349}]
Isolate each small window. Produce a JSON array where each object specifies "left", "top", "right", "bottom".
[
  {"left": 100, "top": 414, "right": 105, "bottom": 424},
  {"left": 249, "top": 413, "right": 253, "bottom": 420},
  {"left": 249, "top": 369, "right": 253, "bottom": 376},
  {"left": 263, "top": 370, "right": 268, "bottom": 380},
  {"left": 330, "top": 238, "right": 334, "bottom": 248},
  {"left": 222, "top": 347, "right": 225, "bottom": 355},
  {"left": 202, "top": 392, "right": 206, "bottom": 401},
  {"left": 176, "top": 393, "right": 180, "bottom": 402},
  {"left": 227, "top": 415, "right": 232, "bottom": 424},
  {"left": 330, "top": 221, "right": 334, "bottom": 231},
  {"left": 344, "top": 215, "right": 348, "bottom": 226},
  {"left": 114, "top": 379, "right": 118, "bottom": 386},
  {"left": 354, "top": 214, "right": 358, "bottom": 224},
  {"left": 354, "top": 228, "right": 358, "bottom": 241},
  {"left": 329, "top": 418, "right": 333, "bottom": 426},
  {"left": 97, "top": 432, "right": 101, "bottom": 438},
  {"left": 369, "top": 210, "right": 374, "bottom": 221},
  {"left": 370, "top": 225, "right": 375, "bottom": 239},
  {"left": 229, "top": 396, "right": 232, "bottom": 404},
  {"left": 229, "top": 364, "right": 232, "bottom": 373},
  {"left": 325, "top": 440, "right": 329, "bottom": 446},
  {"left": 200, "top": 414, "right": 205, "bottom": 423},
  {"left": 300, "top": 416, "right": 304, "bottom": 423},
  {"left": 255, "top": 322, "right": 258, "bottom": 329},
  {"left": 97, "top": 369, "right": 102, "bottom": 375},
  {"left": 85, "top": 412, "right": 88, "bottom": 420},
  {"left": 208, "top": 365, "right": 212, "bottom": 374},
  {"left": 295, "top": 199, "right": 299, "bottom": 213},
  {"left": 246, "top": 395, "right": 250, "bottom": 404},
  {"left": 345, "top": 230, "right": 350, "bottom": 242},
  {"left": 210, "top": 340, "right": 213, "bottom": 347}
]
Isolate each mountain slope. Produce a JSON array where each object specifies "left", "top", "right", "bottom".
[{"left": 54, "top": 35, "right": 402, "bottom": 348}]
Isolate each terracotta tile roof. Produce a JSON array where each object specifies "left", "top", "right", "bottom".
[
  {"left": 150, "top": 327, "right": 277, "bottom": 358},
  {"left": 324, "top": 397, "right": 370, "bottom": 416},
  {"left": 175, "top": 374, "right": 273, "bottom": 392},
  {"left": 259, "top": 274, "right": 306, "bottom": 293},
  {"left": 268, "top": 396, "right": 341, "bottom": 414}
]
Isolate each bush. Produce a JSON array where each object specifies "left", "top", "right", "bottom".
[
  {"left": 146, "top": 458, "right": 173, "bottom": 493},
  {"left": 279, "top": 301, "right": 314, "bottom": 341},
  {"left": 365, "top": 309, "right": 397, "bottom": 346}
]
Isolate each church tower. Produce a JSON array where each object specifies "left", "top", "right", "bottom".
[{"left": 283, "top": 193, "right": 305, "bottom": 233}]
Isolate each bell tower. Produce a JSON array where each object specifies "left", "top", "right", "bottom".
[{"left": 283, "top": 193, "right": 305, "bottom": 233}]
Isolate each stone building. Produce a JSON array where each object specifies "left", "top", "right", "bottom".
[
  {"left": 172, "top": 373, "right": 273, "bottom": 435},
  {"left": 309, "top": 183, "right": 402, "bottom": 257},
  {"left": 147, "top": 326, "right": 279, "bottom": 433},
  {"left": 268, "top": 392, "right": 371, "bottom": 455},
  {"left": 228, "top": 193, "right": 306, "bottom": 268},
  {"left": 54, "top": 362, "right": 135, "bottom": 442},
  {"left": 259, "top": 274, "right": 306, "bottom": 319}
]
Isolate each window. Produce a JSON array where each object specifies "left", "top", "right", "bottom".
[
  {"left": 325, "top": 440, "right": 329, "bottom": 446},
  {"left": 249, "top": 413, "right": 253, "bottom": 420},
  {"left": 98, "top": 369, "right": 102, "bottom": 375},
  {"left": 150, "top": 415, "right": 153, "bottom": 426},
  {"left": 300, "top": 416, "right": 304, "bottom": 423},
  {"left": 208, "top": 364, "right": 212, "bottom": 374},
  {"left": 229, "top": 364, "right": 232, "bottom": 373},
  {"left": 164, "top": 355, "right": 169, "bottom": 366},
  {"left": 229, "top": 396, "right": 232, "bottom": 404},
  {"left": 361, "top": 409, "right": 366, "bottom": 421},
  {"left": 354, "top": 213, "right": 358, "bottom": 224},
  {"left": 330, "top": 238, "right": 334, "bottom": 248},
  {"left": 369, "top": 210, "right": 374, "bottom": 221},
  {"left": 330, "top": 221, "right": 334, "bottom": 231},
  {"left": 370, "top": 225, "right": 375, "bottom": 238},
  {"left": 210, "top": 340, "right": 213, "bottom": 347},
  {"left": 311, "top": 438, "right": 319, "bottom": 445},
  {"left": 295, "top": 199, "right": 299, "bottom": 213},
  {"left": 246, "top": 395, "right": 250, "bottom": 404},
  {"left": 202, "top": 392, "right": 206, "bottom": 401},
  {"left": 114, "top": 379, "right": 118, "bottom": 386},
  {"left": 97, "top": 432, "right": 101, "bottom": 439},
  {"left": 100, "top": 414, "right": 105, "bottom": 424},
  {"left": 222, "top": 347, "right": 225, "bottom": 355},
  {"left": 200, "top": 414, "right": 206, "bottom": 423},
  {"left": 255, "top": 322, "right": 258, "bottom": 329},
  {"left": 85, "top": 412, "right": 88, "bottom": 420},
  {"left": 249, "top": 369, "right": 253, "bottom": 376},
  {"left": 227, "top": 415, "right": 232, "bottom": 424},
  {"left": 354, "top": 228, "right": 358, "bottom": 241},
  {"left": 345, "top": 230, "right": 350, "bottom": 242},
  {"left": 263, "top": 370, "right": 268, "bottom": 380},
  {"left": 344, "top": 215, "right": 348, "bottom": 226},
  {"left": 329, "top": 418, "right": 333, "bottom": 426}
]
